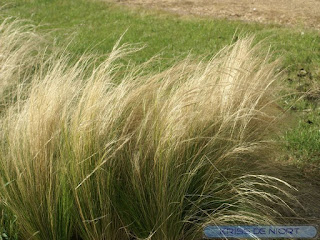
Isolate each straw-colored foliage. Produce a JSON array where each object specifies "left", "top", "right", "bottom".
[{"left": 0, "top": 19, "right": 295, "bottom": 239}]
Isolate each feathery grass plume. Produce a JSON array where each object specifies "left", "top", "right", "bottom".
[
  {"left": 0, "top": 17, "right": 86, "bottom": 239},
  {"left": 0, "top": 16, "right": 296, "bottom": 239},
  {"left": 105, "top": 38, "right": 295, "bottom": 240},
  {"left": 0, "top": 56, "right": 81, "bottom": 239},
  {"left": 66, "top": 42, "right": 138, "bottom": 240},
  {"left": 0, "top": 17, "right": 47, "bottom": 239},
  {"left": 0, "top": 24, "right": 135, "bottom": 238},
  {"left": 0, "top": 18, "right": 46, "bottom": 114}
]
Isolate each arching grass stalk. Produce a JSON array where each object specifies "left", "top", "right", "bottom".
[{"left": 0, "top": 18, "right": 296, "bottom": 240}]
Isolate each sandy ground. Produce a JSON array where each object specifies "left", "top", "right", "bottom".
[{"left": 109, "top": 0, "right": 320, "bottom": 29}]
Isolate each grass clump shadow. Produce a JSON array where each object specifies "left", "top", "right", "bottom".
[{"left": 0, "top": 18, "right": 297, "bottom": 240}]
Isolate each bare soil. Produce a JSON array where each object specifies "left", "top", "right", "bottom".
[{"left": 109, "top": 0, "right": 320, "bottom": 29}]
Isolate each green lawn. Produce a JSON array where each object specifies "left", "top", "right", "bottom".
[{"left": 1, "top": 0, "right": 319, "bottom": 163}]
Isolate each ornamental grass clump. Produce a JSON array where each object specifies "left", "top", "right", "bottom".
[
  {"left": 0, "top": 18, "right": 45, "bottom": 114},
  {"left": 0, "top": 18, "right": 295, "bottom": 240}
]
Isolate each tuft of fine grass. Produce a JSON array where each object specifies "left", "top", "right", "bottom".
[
  {"left": 0, "top": 18, "right": 47, "bottom": 113},
  {"left": 2, "top": 0, "right": 320, "bottom": 168},
  {"left": 0, "top": 19, "right": 296, "bottom": 240}
]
